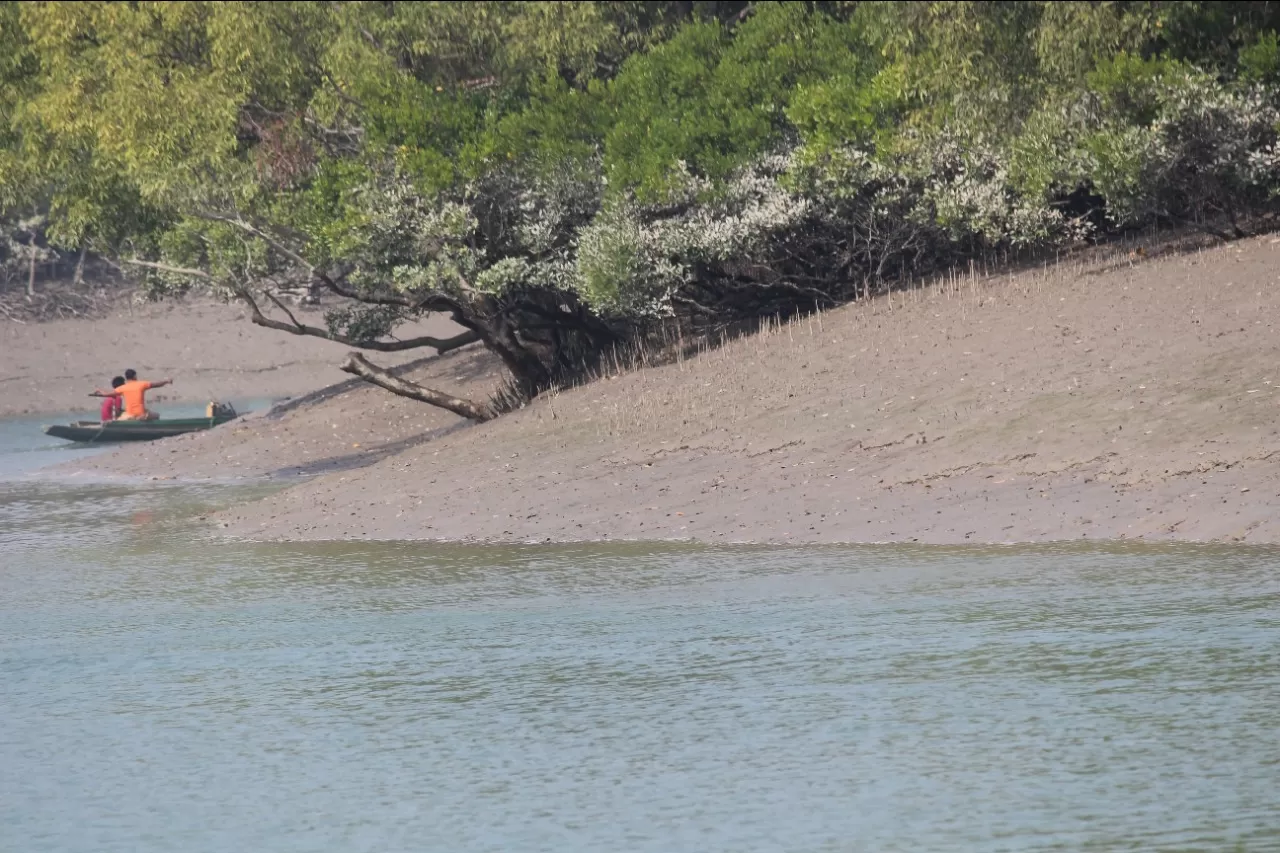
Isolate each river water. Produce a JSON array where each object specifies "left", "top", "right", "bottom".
[{"left": 2, "top": 416, "right": 1279, "bottom": 852}]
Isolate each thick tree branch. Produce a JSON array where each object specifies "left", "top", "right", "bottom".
[
  {"left": 321, "top": 275, "right": 413, "bottom": 307},
  {"left": 340, "top": 352, "right": 492, "bottom": 422},
  {"left": 236, "top": 288, "right": 479, "bottom": 353}
]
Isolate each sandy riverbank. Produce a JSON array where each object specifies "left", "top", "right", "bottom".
[{"left": 44, "top": 234, "right": 1280, "bottom": 545}]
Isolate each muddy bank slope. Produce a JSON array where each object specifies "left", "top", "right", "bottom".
[{"left": 70, "top": 236, "right": 1280, "bottom": 544}]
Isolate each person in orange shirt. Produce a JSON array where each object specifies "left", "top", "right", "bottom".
[{"left": 91, "top": 368, "right": 172, "bottom": 421}]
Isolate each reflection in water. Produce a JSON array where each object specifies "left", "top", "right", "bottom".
[{"left": 1, "top": 474, "right": 1279, "bottom": 850}]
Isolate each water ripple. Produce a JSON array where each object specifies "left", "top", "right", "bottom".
[{"left": 2, "top": 480, "right": 1279, "bottom": 852}]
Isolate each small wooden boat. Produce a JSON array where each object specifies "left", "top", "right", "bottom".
[{"left": 44, "top": 415, "right": 238, "bottom": 444}]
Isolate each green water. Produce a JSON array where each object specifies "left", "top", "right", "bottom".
[{"left": 2, "top": 418, "right": 1279, "bottom": 852}]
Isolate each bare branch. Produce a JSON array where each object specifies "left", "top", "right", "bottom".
[
  {"left": 264, "top": 288, "right": 306, "bottom": 330},
  {"left": 198, "top": 212, "right": 316, "bottom": 274},
  {"left": 340, "top": 352, "right": 492, "bottom": 422},
  {"left": 460, "top": 75, "right": 499, "bottom": 91},
  {"left": 122, "top": 259, "right": 212, "bottom": 280},
  {"left": 318, "top": 67, "right": 368, "bottom": 111}
]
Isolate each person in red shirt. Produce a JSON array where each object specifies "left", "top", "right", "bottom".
[{"left": 98, "top": 376, "right": 125, "bottom": 422}]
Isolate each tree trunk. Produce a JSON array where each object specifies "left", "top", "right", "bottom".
[
  {"left": 72, "top": 245, "right": 88, "bottom": 287},
  {"left": 340, "top": 351, "right": 492, "bottom": 422},
  {"left": 473, "top": 319, "right": 552, "bottom": 395},
  {"left": 26, "top": 237, "right": 37, "bottom": 298}
]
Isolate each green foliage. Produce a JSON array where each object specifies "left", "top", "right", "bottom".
[
  {"left": 1032, "top": 2, "right": 1154, "bottom": 88},
  {"left": 1010, "top": 54, "right": 1280, "bottom": 228},
  {"left": 1086, "top": 54, "right": 1185, "bottom": 126},
  {"left": 853, "top": 0, "right": 1046, "bottom": 132},
  {"left": 1239, "top": 31, "right": 1280, "bottom": 85},
  {"left": 1147, "top": 1, "right": 1280, "bottom": 71},
  {"left": 599, "top": 20, "right": 729, "bottom": 199},
  {"left": 601, "top": 3, "right": 869, "bottom": 200},
  {"left": 324, "top": 304, "right": 403, "bottom": 344},
  {"left": 788, "top": 62, "right": 904, "bottom": 154},
  {"left": 490, "top": 72, "right": 608, "bottom": 166},
  {"left": 4, "top": 0, "right": 1280, "bottom": 395},
  {"left": 574, "top": 204, "right": 656, "bottom": 315}
]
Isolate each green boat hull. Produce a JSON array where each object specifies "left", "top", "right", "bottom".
[{"left": 44, "top": 415, "right": 238, "bottom": 444}]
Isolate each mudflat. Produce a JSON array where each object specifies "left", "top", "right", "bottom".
[{"left": 46, "top": 235, "right": 1280, "bottom": 545}]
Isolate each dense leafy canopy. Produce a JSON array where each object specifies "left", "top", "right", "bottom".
[{"left": 3, "top": 1, "right": 1279, "bottom": 408}]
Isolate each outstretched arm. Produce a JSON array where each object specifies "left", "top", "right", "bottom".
[{"left": 150, "top": 378, "right": 173, "bottom": 389}]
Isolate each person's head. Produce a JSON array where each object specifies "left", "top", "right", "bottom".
[
  {"left": 124, "top": 369, "right": 137, "bottom": 381},
  {"left": 111, "top": 376, "right": 125, "bottom": 389}
]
